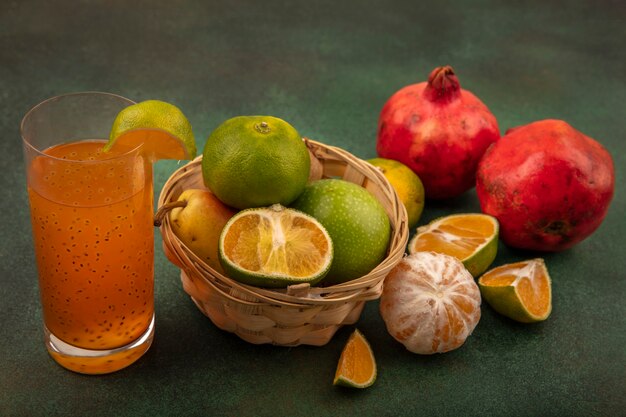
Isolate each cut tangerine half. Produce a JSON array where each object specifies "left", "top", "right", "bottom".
[
  {"left": 218, "top": 204, "right": 333, "bottom": 288},
  {"left": 333, "top": 329, "right": 376, "bottom": 388},
  {"left": 408, "top": 213, "right": 498, "bottom": 277},
  {"left": 380, "top": 251, "right": 482, "bottom": 354},
  {"left": 478, "top": 258, "right": 552, "bottom": 323},
  {"left": 105, "top": 100, "right": 196, "bottom": 161}
]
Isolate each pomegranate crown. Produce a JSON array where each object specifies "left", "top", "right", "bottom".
[{"left": 424, "top": 65, "right": 461, "bottom": 101}]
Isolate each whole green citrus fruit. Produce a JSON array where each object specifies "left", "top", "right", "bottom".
[
  {"left": 291, "top": 179, "right": 391, "bottom": 285},
  {"left": 202, "top": 116, "right": 310, "bottom": 209}
]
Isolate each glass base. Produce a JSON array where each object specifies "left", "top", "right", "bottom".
[{"left": 44, "top": 314, "right": 155, "bottom": 375}]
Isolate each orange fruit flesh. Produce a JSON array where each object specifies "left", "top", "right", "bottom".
[
  {"left": 481, "top": 264, "right": 550, "bottom": 317},
  {"left": 434, "top": 296, "right": 475, "bottom": 352},
  {"left": 391, "top": 261, "right": 478, "bottom": 352},
  {"left": 517, "top": 276, "right": 550, "bottom": 317},
  {"left": 222, "top": 212, "right": 331, "bottom": 278},
  {"left": 412, "top": 216, "right": 495, "bottom": 259},
  {"left": 112, "top": 129, "right": 189, "bottom": 160},
  {"left": 480, "top": 273, "right": 517, "bottom": 286},
  {"left": 335, "top": 331, "right": 375, "bottom": 385},
  {"left": 433, "top": 276, "right": 479, "bottom": 352}
]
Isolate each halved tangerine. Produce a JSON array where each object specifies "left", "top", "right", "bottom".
[
  {"left": 218, "top": 204, "right": 333, "bottom": 288},
  {"left": 408, "top": 213, "right": 498, "bottom": 277}
]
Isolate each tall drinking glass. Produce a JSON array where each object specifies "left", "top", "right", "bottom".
[{"left": 21, "top": 92, "right": 155, "bottom": 374}]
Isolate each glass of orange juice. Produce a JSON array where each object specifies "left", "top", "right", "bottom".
[{"left": 21, "top": 92, "right": 155, "bottom": 374}]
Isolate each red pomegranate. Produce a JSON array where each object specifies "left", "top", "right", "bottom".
[
  {"left": 376, "top": 65, "right": 500, "bottom": 199},
  {"left": 476, "top": 119, "right": 615, "bottom": 251}
]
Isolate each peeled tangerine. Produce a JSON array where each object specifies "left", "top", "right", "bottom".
[
  {"left": 376, "top": 65, "right": 500, "bottom": 199},
  {"left": 477, "top": 119, "right": 615, "bottom": 251},
  {"left": 380, "top": 252, "right": 481, "bottom": 354}
]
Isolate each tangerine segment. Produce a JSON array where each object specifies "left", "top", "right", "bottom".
[
  {"left": 518, "top": 275, "right": 550, "bottom": 318},
  {"left": 411, "top": 231, "right": 475, "bottom": 259},
  {"left": 223, "top": 214, "right": 263, "bottom": 272},
  {"left": 380, "top": 252, "right": 481, "bottom": 355},
  {"left": 478, "top": 272, "right": 517, "bottom": 286},
  {"left": 481, "top": 260, "right": 551, "bottom": 317},
  {"left": 105, "top": 100, "right": 196, "bottom": 161},
  {"left": 408, "top": 213, "right": 498, "bottom": 277},
  {"left": 219, "top": 205, "right": 333, "bottom": 287},
  {"left": 411, "top": 214, "right": 496, "bottom": 258},
  {"left": 479, "top": 259, "right": 552, "bottom": 322},
  {"left": 443, "top": 214, "right": 496, "bottom": 236},
  {"left": 110, "top": 129, "right": 190, "bottom": 161},
  {"left": 333, "top": 329, "right": 376, "bottom": 388}
]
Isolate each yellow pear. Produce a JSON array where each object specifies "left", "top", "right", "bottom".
[{"left": 169, "top": 189, "right": 236, "bottom": 272}]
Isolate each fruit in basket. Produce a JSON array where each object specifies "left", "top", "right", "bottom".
[
  {"left": 380, "top": 252, "right": 481, "bottom": 354},
  {"left": 202, "top": 115, "right": 310, "bottom": 209},
  {"left": 218, "top": 204, "right": 333, "bottom": 288},
  {"left": 408, "top": 213, "right": 498, "bottom": 277},
  {"left": 291, "top": 179, "right": 391, "bottom": 285},
  {"left": 478, "top": 258, "right": 552, "bottom": 323},
  {"left": 105, "top": 99, "right": 196, "bottom": 160},
  {"left": 167, "top": 189, "right": 236, "bottom": 273},
  {"left": 476, "top": 119, "right": 615, "bottom": 251},
  {"left": 376, "top": 65, "right": 500, "bottom": 199},
  {"left": 367, "top": 157, "right": 425, "bottom": 230},
  {"left": 334, "top": 329, "right": 377, "bottom": 388}
]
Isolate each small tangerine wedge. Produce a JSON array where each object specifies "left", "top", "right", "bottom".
[
  {"left": 218, "top": 204, "right": 333, "bottom": 288},
  {"left": 478, "top": 258, "right": 552, "bottom": 323},
  {"left": 408, "top": 213, "right": 498, "bottom": 277},
  {"left": 380, "top": 251, "right": 481, "bottom": 354},
  {"left": 105, "top": 100, "right": 196, "bottom": 161},
  {"left": 333, "top": 329, "right": 376, "bottom": 389}
]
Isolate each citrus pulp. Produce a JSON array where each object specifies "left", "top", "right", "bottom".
[
  {"left": 105, "top": 99, "right": 196, "bottom": 161},
  {"left": 478, "top": 258, "right": 552, "bottom": 323},
  {"left": 218, "top": 204, "right": 333, "bottom": 288},
  {"left": 333, "top": 329, "right": 377, "bottom": 388},
  {"left": 408, "top": 213, "right": 498, "bottom": 277}
]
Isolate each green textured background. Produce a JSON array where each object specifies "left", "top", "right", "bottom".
[{"left": 1, "top": 1, "right": 624, "bottom": 416}]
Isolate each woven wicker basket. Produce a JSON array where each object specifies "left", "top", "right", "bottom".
[{"left": 157, "top": 138, "right": 408, "bottom": 346}]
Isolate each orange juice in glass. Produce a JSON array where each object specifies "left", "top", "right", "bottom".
[{"left": 21, "top": 92, "right": 154, "bottom": 374}]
